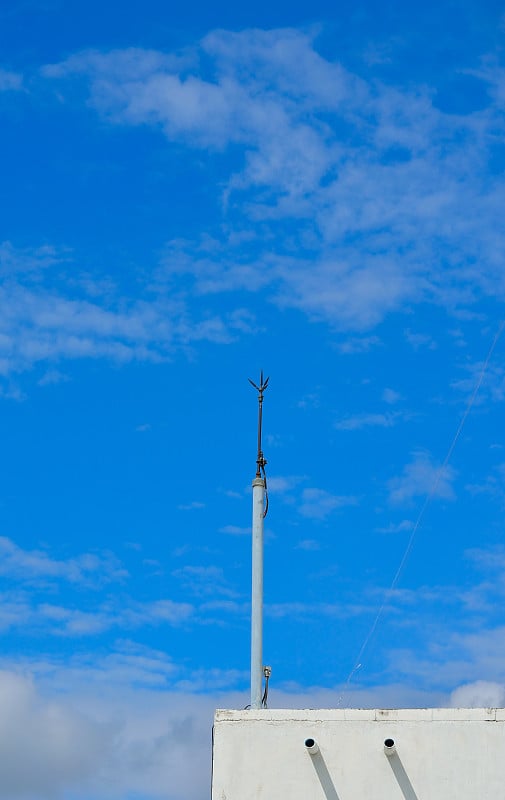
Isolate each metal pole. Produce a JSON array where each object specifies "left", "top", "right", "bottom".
[
  {"left": 248, "top": 371, "right": 269, "bottom": 710},
  {"left": 251, "top": 474, "right": 265, "bottom": 709}
]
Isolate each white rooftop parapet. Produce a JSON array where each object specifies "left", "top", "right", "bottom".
[{"left": 212, "top": 708, "right": 505, "bottom": 799}]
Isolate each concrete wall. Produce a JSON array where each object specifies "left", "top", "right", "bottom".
[{"left": 212, "top": 708, "right": 505, "bottom": 799}]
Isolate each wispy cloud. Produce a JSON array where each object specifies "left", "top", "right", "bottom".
[
  {"left": 382, "top": 387, "right": 402, "bottom": 405},
  {"left": 388, "top": 451, "right": 456, "bottom": 505},
  {"left": 0, "top": 242, "right": 254, "bottom": 382},
  {"left": 0, "top": 537, "right": 126, "bottom": 586},
  {"left": 221, "top": 489, "right": 242, "bottom": 499},
  {"left": 388, "top": 622, "right": 505, "bottom": 692},
  {"left": 172, "top": 565, "right": 237, "bottom": 598},
  {"left": 336, "top": 335, "right": 382, "bottom": 354},
  {"left": 0, "top": 68, "right": 22, "bottom": 91},
  {"left": 299, "top": 488, "right": 357, "bottom": 519},
  {"left": 266, "top": 475, "right": 305, "bottom": 494},
  {"left": 465, "top": 545, "right": 505, "bottom": 573},
  {"left": 219, "top": 525, "right": 249, "bottom": 536},
  {"left": 296, "top": 539, "right": 321, "bottom": 551},
  {"left": 375, "top": 520, "right": 414, "bottom": 534},
  {"left": 37, "top": 369, "right": 70, "bottom": 386},
  {"left": 177, "top": 501, "right": 206, "bottom": 511},
  {"left": 404, "top": 329, "right": 437, "bottom": 350},
  {"left": 335, "top": 411, "right": 402, "bottom": 430},
  {"left": 297, "top": 391, "right": 321, "bottom": 410},
  {"left": 0, "top": 27, "right": 502, "bottom": 397},
  {"left": 40, "top": 30, "right": 505, "bottom": 332},
  {"left": 0, "top": 593, "right": 195, "bottom": 637},
  {"left": 465, "top": 463, "right": 505, "bottom": 505},
  {"left": 452, "top": 360, "right": 505, "bottom": 405},
  {"left": 135, "top": 422, "right": 151, "bottom": 433},
  {"left": 266, "top": 600, "right": 368, "bottom": 619},
  {"left": 38, "top": 604, "right": 115, "bottom": 636}
]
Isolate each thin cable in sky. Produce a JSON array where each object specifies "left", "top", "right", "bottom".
[{"left": 339, "top": 319, "right": 505, "bottom": 701}]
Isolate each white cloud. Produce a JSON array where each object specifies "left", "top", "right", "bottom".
[
  {"left": 465, "top": 462, "right": 505, "bottom": 504},
  {"left": 0, "top": 665, "right": 223, "bottom": 800},
  {"left": 37, "top": 369, "right": 70, "bottom": 386},
  {"left": 0, "top": 69, "right": 22, "bottom": 91},
  {"left": 452, "top": 626, "right": 505, "bottom": 676},
  {"left": 266, "top": 475, "right": 304, "bottom": 493},
  {"left": 273, "top": 257, "right": 424, "bottom": 330},
  {"left": 0, "top": 241, "right": 62, "bottom": 275},
  {"left": 383, "top": 617, "right": 505, "bottom": 691},
  {"left": 40, "top": 31, "right": 505, "bottom": 331},
  {"left": 172, "top": 565, "right": 237, "bottom": 598},
  {"left": 124, "top": 599, "right": 195, "bottom": 628},
  {"left": 335, "top": 411, "right": 400, "bottom": 430},
  {"left": 265, "top": 599, "right": 376, "bottom": 620},
  {"left": 200, "top": 599, "right": 248, "bottom": 616},
  {"left": 465, "top": 545, "right": 505, "bottom": 573},
  {"left": 0, "top": 537, "right": 126, "bottom": 585},
  {"left": 0, "top": 281, "right": 174, "bottom": 371},
  {"left": 0, "top": 242, "right": 254, "bottom": 381},
  {"left": 404, "top": 329, "right": 437, "bottom": 350},
  {"left": 219, "top": 524, "right": 250, "bottom": 535},
  {"left": 452, "top": 361, "right": 505, "bottom": 405},
  {"left": 450, "top": 680, "right": 505, "bottom": 708},
  {"left": 336, "top": 336, "right": 382, "bottom": 354},
  {"left": 296, "top": 539, "right": 321, "bottom": 551},
  {"left": 4, "top": 621, "right": 505, "bottom": 800},
  {"left": 135, "top": 422, "right": 152, "bottom": 432},
  {"left": 296, "top": 391, "right": 320, "bottom": 410},
  {"left": 0, "top": 595, "right": 32, "bottom": 632},
  {"left": 382, "top": 387, "right": 401, "bottom": 404},
  {"left": 0, "top": 658, "right": 450, "bottom": 800},
  {"left": 375, "top": 520, "right": 414, "bottom": 534},
  {"left": 0, "top": 585, "right": 195, "bottom": 638},
  {"left": 299, "top": 488, "right": 357, "bottom": 519},
  {"left": 39, "top": 604, "right": 114, "bottom": 636},
  {"left": 222, "top": 489, "right": 243, "bottom": 499},
  {"left": 0, "top": 670, "right": 111, "bottom": 800},
  {"left": 388, "top": 451, "right": 456, "bottom": 505}
]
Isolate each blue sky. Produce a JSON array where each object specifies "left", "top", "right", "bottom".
[{"left": 2, "top": 0, "right": 505, "bottom": 797}]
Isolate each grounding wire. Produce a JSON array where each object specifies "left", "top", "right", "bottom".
[{"left": 337, "top": 318, "right": 505, "bottom": 705}]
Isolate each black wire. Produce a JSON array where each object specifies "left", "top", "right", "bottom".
[
  {"left": 261, "top": 674, "right": 269, "bottom": 708},
  {"left": 262, "top": 466, "right": 269, "bottom": 518}
]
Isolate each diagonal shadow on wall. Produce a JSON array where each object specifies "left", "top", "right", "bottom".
[
  {"left": 387, "top": 753, "right": 419, "bottom": 800},
  {"left": 309, "top": 752, "right": 341, "bottom": 800}
]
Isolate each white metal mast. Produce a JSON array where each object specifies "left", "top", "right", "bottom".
[{"left": 248, "top": 372, "right": 269, "bottom": 710}]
